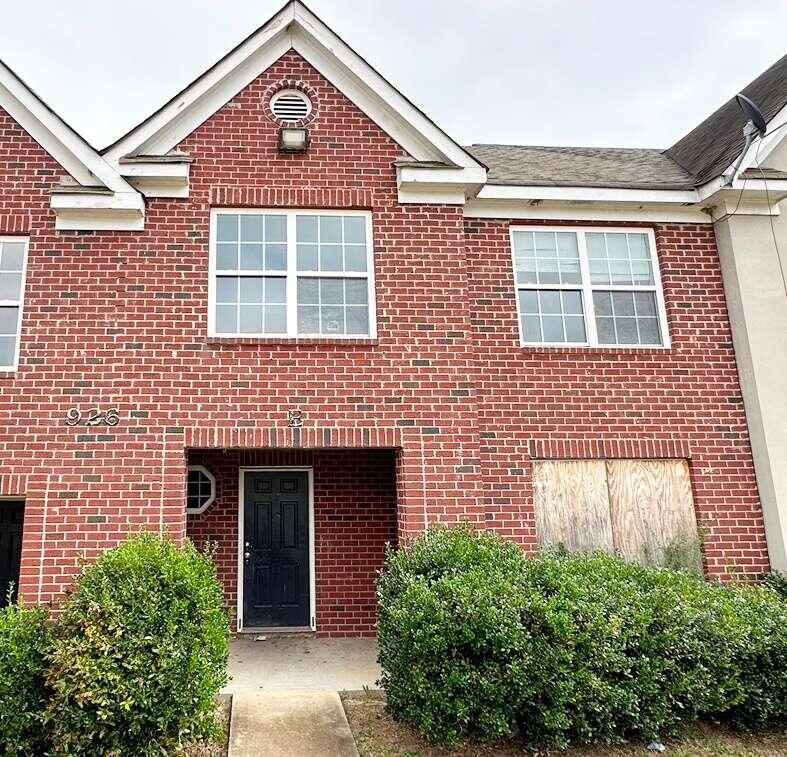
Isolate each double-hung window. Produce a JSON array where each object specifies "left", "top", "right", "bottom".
[
  {"left": 0, "top": 238, "right": 28, "bottom": 370},
  {"left": 209, "top": 209, "right": 376, "bottom": 338},
  {"left": 510, "top": 226, "right": 669, "bottom": 347}
]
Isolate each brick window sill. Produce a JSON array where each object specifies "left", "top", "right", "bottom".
[{"left": 205, "top": 337, "right": 380, "bottom": 348}]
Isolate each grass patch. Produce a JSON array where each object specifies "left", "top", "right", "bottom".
[{"left": 341, "top": 694, "right": 787, "bottom": 757}]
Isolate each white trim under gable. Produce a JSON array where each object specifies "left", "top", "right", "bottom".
[
  {"left": 101, "top": 1, "right": 485, "bottom": 188},
  {"left": 0, "top": 58, "right": 145, "bottom": 230},
  {"left": 0, "top": 59, "right": 132, "bottom": 193}
]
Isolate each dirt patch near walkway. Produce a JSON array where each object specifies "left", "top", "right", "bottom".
[{"left": 342, "top": 693, "right": 787, "bottom": 757}]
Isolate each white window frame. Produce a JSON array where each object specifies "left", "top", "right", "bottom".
[
  {"left": 0, "top": 236, "right": 29, "bottom": 372},
  {"left": 509, "top": 225, "right": 670, "bottom": 349},
  {"left": 186, "top": 465, "right": 216, "bottom": 515},
  {"left": 208, "top": 208, "right": 377, "bottom": 339}
]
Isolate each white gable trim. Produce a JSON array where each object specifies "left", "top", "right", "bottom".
[
  {"left": 103, "top": 14, "right": 292, "bottom": 162},
  {"left": 0, "top": 59, "right": 132, "bottom": 193},
  {"left": 0, "top": 58, "right": 146, "bottom": 230},
  {"left": 102, "top": 1, "right": 484, "bottom": 179}
]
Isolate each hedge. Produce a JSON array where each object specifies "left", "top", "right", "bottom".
[
  {"left": 0, "top": 602, "right": 52, "bottom": 756},
  {"left": 377, "top": 525, "right": 787, "bottom": 748},
  {"left": 0, "top": 534, "right": 230, "bottom": 756},
  {"left": 46, "top": 534, "right": 230, "bottom": 755}
]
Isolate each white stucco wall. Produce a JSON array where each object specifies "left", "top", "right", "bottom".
[
  {"left": 714, "top": 140, "right": 787, "bottom": 571},
  {"left": 764, "top": 138, "right": 787, "bottom": 278}
]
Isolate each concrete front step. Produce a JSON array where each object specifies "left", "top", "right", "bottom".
[
  {"left": 228, "top": 691, "right": 359, "bottom": 757},
  {"left": 223, "top": 637, "right": 380, "bottom": 694}
]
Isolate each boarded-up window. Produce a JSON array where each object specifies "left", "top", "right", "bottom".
[{"left": 533, "top": 459, "right": 699, "bottom": 567}]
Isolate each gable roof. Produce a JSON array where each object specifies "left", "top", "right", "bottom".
[
  {"left": 100, "top": 0, "right": 484, "bottom": 179},
  {"left": 0, "top": 58, "right": 132, "bottom": 193},
  {"left": 466, "top": 145, "right": 695, "bottom": 190},
  {"left": 665, "top": 54, "right": 787, "bottom": 185}
]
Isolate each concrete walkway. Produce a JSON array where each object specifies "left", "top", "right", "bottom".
[
  {"left": 228, "top": 692, "right": 359, "bottom": 757},
  {"left": 223, "top": 636, "right": 380, "bottom": 693}
]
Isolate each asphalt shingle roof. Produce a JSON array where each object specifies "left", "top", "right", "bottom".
[
  {"left": 465, "top": 144, "right": 695, "bottom": 190},
  {"left": 665, "top": 54, "right": 787, "bottom": 185},
  {"left": 466, "top": 53, "right": 787, "bottom": 191}
]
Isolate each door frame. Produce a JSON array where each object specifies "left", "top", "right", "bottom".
[{"left": 237, "top": 467, "right": 315, "bottom": 633}]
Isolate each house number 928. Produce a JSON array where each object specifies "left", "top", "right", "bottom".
[{"left": 65, "top": 408, "right": 121, "bottom": 427}]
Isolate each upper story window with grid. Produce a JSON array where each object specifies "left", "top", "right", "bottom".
[
  {"left": 510, "top": 227, "right": 670, "bottom": 348},
  {"left": 0, "top": 238, "right": 28, "bottom": 371},
  {"left": 209, "top": 210, "right": 376, "bottom": 339}
]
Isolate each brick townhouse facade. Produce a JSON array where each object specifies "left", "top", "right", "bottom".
[{"left": 0, "top": 2, "right": 781, "bottom": 635}]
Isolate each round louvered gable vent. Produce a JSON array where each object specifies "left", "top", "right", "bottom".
[{"left": 270, "top": 90, "right": 312, "bottom": 122}]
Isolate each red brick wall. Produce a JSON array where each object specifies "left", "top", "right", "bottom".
[
  {"left": 0, "top": 47, "right": 771, "bottom": 632},
  {"left": 465, "top": 219, "right": 770, "bottom": 577},
  {"left": 0, "top": 50, "right": 481, "bottom": 614},
  {"left": 186, "top": 448, "right": 397, "bottom": 636}
]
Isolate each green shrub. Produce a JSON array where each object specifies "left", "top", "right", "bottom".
[
  {"left": 720, "top": 583, "right": 787, "bottom": 729},
  {"left": 0, "top": 601, "right": 53, "bottom": 756},
  {"left": 47, "top": 533, "right": 230, "bottom": 756},
  {"left": 377, "top": 525, "right": 787, "bottom": 748},
  {"left": 763, "top": 570, "right": 787, "bottom": 599}
]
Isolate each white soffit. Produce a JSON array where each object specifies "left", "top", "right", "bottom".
[{"left": 101, "top": 1, "right": 485, "bottom": 178}]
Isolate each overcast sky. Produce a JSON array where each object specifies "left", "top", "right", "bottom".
[{"left": 1, "top": 0, "right": 785, "bottom": 151}]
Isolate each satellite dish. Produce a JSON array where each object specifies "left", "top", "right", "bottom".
[{"left": 735, "top": 94, "right": 767, "bottom": 136}]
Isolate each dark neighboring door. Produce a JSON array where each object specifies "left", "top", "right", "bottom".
[
  {"left": 0, "top": 501, "right": 24, "bottom": 607},
  {"left": 243, "top": 471, "right": 310, "bottom": 628}
]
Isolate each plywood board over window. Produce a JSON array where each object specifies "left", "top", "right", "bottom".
[
  {"left": 533, "top": 459, "right": 699, "bottom": 568},
  {"left": 532, "top": 460, "right": 614, "bottom": 552}
]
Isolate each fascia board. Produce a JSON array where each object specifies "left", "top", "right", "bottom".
[
  {"left": 53, "top": 211, "right": 146, "bottom": 232},
  {"left": 118, "top": 161, "right": 191, "bottom": 179},
  {"left": 463, "top": 199, "right": 713, "bottom": 224},
  {"left": 50, "top": 190, "right": 146, "bottom": 231},
  {"left": 50, "top": 190, "right": 145, "bottom": 213},
  {"left": 397, "top": 164, "right": 486, "bottom": 186},
  {"left": 476, "top": 184, "right": 700, "bottom": 205},
  {"left": 126, "top": 176, "right": 190, "bottom": 198}
]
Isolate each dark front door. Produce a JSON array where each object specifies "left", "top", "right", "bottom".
[
  {"left": 243, "top": 471, "right": 310, "bottom": 628},
  {"left": 0, "top": 501, "right": 24, "bottom": 607}
]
